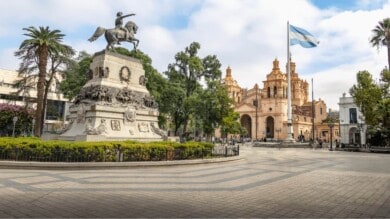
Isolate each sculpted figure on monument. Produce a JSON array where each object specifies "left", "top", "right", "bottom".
[
  {"left": 143, "top": 95, "right": 158, "bottom": 109},
  {"left": 97, "top": 119, "right": 108, "bottom": 134},
  {"left": 77, "top": 104, "right": 86, "bottom": 123},
  {"left": 116, "top": 88, "right": 132, "bottom": 103},
  {"left": 85, "top": 119, "right": 108, "bottom": 135},
  {"left": 150, "top": 122, "right": 167, "bottom": 137},
  {"left": 115, "top": 12, "right": 135, "bottom": 41},
  {"left": 139, "top": 75, "right": 147, "bottom": 86},
  {"left": 88, "top": 12, "right": 139, "bottom": 50},
  {"left": 84, "top": 119, "right": 97, "bottom": 135}
]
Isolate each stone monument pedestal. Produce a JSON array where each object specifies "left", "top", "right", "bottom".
[{"left": 60, "top": 50, "right": 165, "bottom": 142}]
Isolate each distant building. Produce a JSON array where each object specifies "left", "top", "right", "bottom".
[
  {"left": 222, "top": 59, "right": 339, "bottom": 143},
  {"left": 338, "top": 93, "right": 366, "bottom": 146},
  {"left": 0, "top": 68, "right": 70, "bottom": 133}
]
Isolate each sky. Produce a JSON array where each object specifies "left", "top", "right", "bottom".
[{"left": 0, "top": 0, "right": 389, "bottom": 111}]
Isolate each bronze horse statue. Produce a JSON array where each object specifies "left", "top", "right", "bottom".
[{"left": 88, "top": 21, "right": 139, "bottom": 50}]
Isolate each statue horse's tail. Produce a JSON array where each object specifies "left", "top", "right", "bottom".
[{"left": 88, "top": 27, "right": 106, "bottom": 42}]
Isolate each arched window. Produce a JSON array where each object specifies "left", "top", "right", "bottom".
[
  {"left": 267, "top": 87, "right": 271, "bottom": 98},
  {"left": 274, "top": 86, "right": 277, "bottom": 97}
]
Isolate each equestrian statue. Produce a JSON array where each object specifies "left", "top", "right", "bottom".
[{"left": 88, "top": 12, "right": 139, "bottom": 50}]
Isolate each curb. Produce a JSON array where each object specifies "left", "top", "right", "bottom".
[{"left": 0, "top": 156, "right": 243, "bottom": 170}]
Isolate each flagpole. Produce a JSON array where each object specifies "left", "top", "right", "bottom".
[
  {"left": 285, "top": 21, "right": 294, "bottom": 142},
  {"left": 311, "top": 78, "right": 315, "bottom": 143}
]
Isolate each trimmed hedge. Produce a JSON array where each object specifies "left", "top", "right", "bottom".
[{"left": 0, "top": 137, "right": 214, "bottom": 162}]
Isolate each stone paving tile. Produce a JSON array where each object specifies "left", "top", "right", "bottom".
[{"left": 0, "top": 146, "right": 390, "bottom": 218}]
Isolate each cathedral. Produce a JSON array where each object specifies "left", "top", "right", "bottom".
[{"left": 223, "top": 59, "right": 332, "bottom": 142}]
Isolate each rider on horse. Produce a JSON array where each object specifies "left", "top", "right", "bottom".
[
  {"left": 115, "top": 12, "right": 135, "bottom": 43},
  {"left": 88, "top": 12, "right": 139, "bottom": 50}
]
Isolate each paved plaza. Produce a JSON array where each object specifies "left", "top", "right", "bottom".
[{"left": 1, "top": 145, "right": 390, "bottom": 218}]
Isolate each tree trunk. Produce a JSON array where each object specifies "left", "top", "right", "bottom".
[
  {"left": 183, "top": 117, "right": 188, "bottom": 134},
  {"left": 41, "top": 81, "right": 50, "bottom": 135},
  {"left": 41, "top": 72, "right": 56, "bottom": 135},
  {"left": 174, "top": 120, "right": 180, "bottom": 136},
  {"left": 34, "top": 46, "right": 48, "bottom": 137},
  {"left": 387, "top": 44, "right": 390, "bottom": 70},
  {"left": 35, "top": 76, "right": 45, "bottom": 136}
]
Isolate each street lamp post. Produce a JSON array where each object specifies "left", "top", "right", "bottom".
[
  {"left": 31, "top": 118, "right": 35, "bottom": 137},
  {"left": 357, "top": 115, "right": 365, "bottom": 148},
  {"left": 328, "top": 123, "right": 334, "bottom": 151},
  {"left": 12, "top": 116, "right": 18, "bottom": 137},
  {"left": 357, "top": 123, "right": 363, "bottom": 147}
]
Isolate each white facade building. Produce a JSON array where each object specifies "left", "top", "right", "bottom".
[
  {"left": 0, "top": 68, "right": 71, "bottom": 133},
  {"left": 338, "top": 93, "right": 366, "bottom": 146}
]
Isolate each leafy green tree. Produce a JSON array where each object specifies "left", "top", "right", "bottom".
[
  {"left": 15, "top": 26, "right": 74, "bottom": 136},
  {"left": 165, "top": 42, "right": 222, "bottom": 133},
  {"left": 378, "top": 69, "right": 390, "bottom": 139},
  {"left": 381, "top": 68, "right": 390, "bottom": 97},
  {"left": 60, "top": 51, "right": 92, "bottom": 100},
  {"left": 159, "top": 82, "right": 186, "bottom": 135},
  {"left": 350, "top": 70, "right": 390, "bottom": 145},
  {"left": 370, "top": 18, "right": 390, "bottom": 69},
  {"left": 220, "top": 111, "right": 241, "bottom": 139},
  {"left": 196, "top": 80, "right": 230, "bottom": 138},
  {"left": 350, "top": 71, "right": 382, "bottom": 125}
]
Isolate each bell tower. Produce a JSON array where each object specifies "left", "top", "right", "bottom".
[{"left": 222, "top": 66, "right": 243, "bottom": 104}]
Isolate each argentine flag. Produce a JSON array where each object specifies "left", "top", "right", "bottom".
[{"left": 290, "top": 24, "right": 319, "bottom": 48}]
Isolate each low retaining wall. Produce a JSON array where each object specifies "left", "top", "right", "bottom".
[
  {"left": 0, "top": 156, "right": 242, "bottom": 169},
  {"left": 252, "top": 142, "right": 311, "bottom": 148}
]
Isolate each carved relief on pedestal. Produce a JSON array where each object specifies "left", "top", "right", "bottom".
[
  {"left": 104, "top": 67, "right": 109, "bottom": 78},
  {"left": 99, "top": 67, "right": 104, "bottom": 78},
  {"left": 138, "top": 122, "right": 149, "bottom": 132},
  {"left": 75, "top": 85, "right": 114, "bottom": 104},
  {"left": 124, "top": 106, "right": 136, "bottom": 123},
  {"left": 119, "top": 66, "right": 131, "bottom": 83},
  {"left": 97, "top": 119, "right": 108, "bottom": 134},
  {"left": 84, "top": 119, "right": 108, "bottom": 135},
  {"left": 77, "top": 104, "right": 86, "bottom": 123},
  {"left": 94, "top": 67, "right": 99, "bottom": 78},
  {"left": 139, "top": 75, "right": 147, "bottom": 86},
  {"left": 150, "top": 122, "right": 166, "bottom": 137},
  {"left": 111, "top": 120, "right": 121, "bottom": 131},
  {"left": 116, "top": 88, "right": 143, "bottom": 107},
  {"left": 143, "top": 95, "right": 158, "bottom": 109},
  {"left": 84, "top": 118, "right": 95, "bottom": 135},
  {"left": 96, "top": 66, "right": 110, "bottom": 78},
  {"left": 88, "top": 69, "right": 93, "bottom": 80}
]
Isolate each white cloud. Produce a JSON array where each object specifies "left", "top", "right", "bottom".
[
  {"left": 0, "top": 48, "right": 20, "bottom": 71},
  {"left": 0, "top": 0, "right": 389, "bottom": 111},
  {"left": 313, "top": 54, "right": 385, "bottom": 111}
]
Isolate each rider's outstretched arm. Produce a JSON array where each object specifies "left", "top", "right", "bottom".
[{"left": 122, "top": 13, "right": 136, "bottom": 19}]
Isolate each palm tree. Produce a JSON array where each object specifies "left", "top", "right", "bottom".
[
  {"left": 15, "top": 26, "right": 74, "bottom": 136},
  {"left": 370, "top": 18, "right": 390, "bottom": 69}
]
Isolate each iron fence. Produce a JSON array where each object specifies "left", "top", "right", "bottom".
[{"left": 0, "top": 145, "right": 239, "bottom": 162}]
